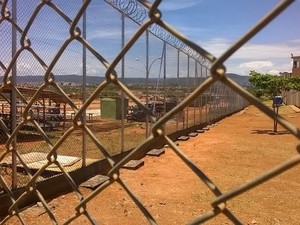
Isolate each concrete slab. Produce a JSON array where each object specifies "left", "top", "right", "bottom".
[
  {"left": 2, "top": 152, "right": 80, "bottom": 167},
  {"left": 26, "top": 158, "right": 97, "bottom": 173},
  {"left": 147, "top": 149, "right": 165, "bottom": 157},
  {"left": 188, "top": 132, "right": 198, "bottom": 137},
  {"left": 1, "top": 152, "right": 97, "bottom": 173},
  {"left": 122, "top": 159, "right": 144, "bottom": 170},
  {"left": 2, "top": 152, "right": 48, "bottom": 165},
  {"left": 177, "top": 136, "right": 190, "bottom": 141},
  {"left": 196, "top": 129, "right": 205, "bottom": 133},
  {"left": 80, "top": 175, "right": 109, "bottom": 189}
]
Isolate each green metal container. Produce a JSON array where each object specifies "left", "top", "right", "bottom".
[{"left": 100, "top": 97, "right": 128, "bottom": 120}]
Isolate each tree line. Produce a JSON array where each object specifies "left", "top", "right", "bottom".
[{"left": 248, "top": 70, "right": 300, "bottom": 100}]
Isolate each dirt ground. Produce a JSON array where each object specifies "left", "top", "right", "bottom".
[{"left": 4, "top": 103, "right": 300, "bottom": 225}]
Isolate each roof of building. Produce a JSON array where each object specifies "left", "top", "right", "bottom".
[{"left": 0, "top": 86, "right": 68, "bottom": 104}]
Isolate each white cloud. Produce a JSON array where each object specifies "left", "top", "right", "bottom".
[
  {"left": 233, "top": 44, "right": 294, "bottom": 60},
  {"left": 74, "top": 61, "right": 107, "bottom": 76},
  {"left": 87, "top": 26, "right": 139, "bottom": 40},
  {"left": 236, "top": 61, "right": 273, "bottom": 75},
  {"left": 88, "top": 30, "right": 121, "bottom": 39},
  {"left": 290, "top": 39, "right": 300, "bottom": 44},
  {"left": 159, "top": 0, "right": 202, "bottom": 11},
  {"left": 15, "top": 62, "right": 48, "bottom": 76},
  {"left": 18, "top": 62, "right": 31, "bottom": 70},
  {"left": 175, "top": 26, "right": 207, "bottom": 38},
  {"left": 197, "top": 38, "right": 232, "bottom": 57},
  {"left": 17, "top": 62, "right": 33, "bottom": 75},
  {"left": 199, "top": 38, "right": 300, "bottom": 60},
  {"left": 267, "top": 69, "right": 280, "bottom": 75},
  {"left": 238, "top": 61, "right": 273, "bottom": 69},
  {"left": 196, "top": 38, "right": 300, "bottom": 75}
]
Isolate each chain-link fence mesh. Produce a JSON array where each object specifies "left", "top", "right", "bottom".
[{"left": 0, "top": 0, "right": 299, "bottom": 224}]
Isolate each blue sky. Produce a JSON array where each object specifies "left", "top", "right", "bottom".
[
  {"left": 1, "top": 0, "right": 299, "bottom": 78},
  {"left": 158, "top": 0, "right": 300, "bottom": 75}
]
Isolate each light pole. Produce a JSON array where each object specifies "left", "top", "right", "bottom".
[
  {"left": 136, "top": 57, "right": 162, "bottom": 136},
  {"left": 136, "top": 57, "right": 162, "bottom": 79}
]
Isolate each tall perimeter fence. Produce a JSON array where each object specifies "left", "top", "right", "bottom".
[{"left": 0, "top": 0, "right": 299, "bottom": 224}]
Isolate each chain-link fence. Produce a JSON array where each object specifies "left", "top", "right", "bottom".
[{"left": 0, "top": 0, "right": 299, "bottom": 224}]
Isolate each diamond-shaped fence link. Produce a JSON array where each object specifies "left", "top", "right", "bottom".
[{"left": 0, "top": 0, "right": 299, "bottom": 224}]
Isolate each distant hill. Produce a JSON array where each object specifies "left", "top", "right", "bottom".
[
  {"left": 226, "top": 73, "right": 250, "bottom": 87},
  {"left": 15, "top": 73, "right": 249, "bottom": 87}
]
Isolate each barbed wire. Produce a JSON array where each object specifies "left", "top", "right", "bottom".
[{"left": 104, "top": 0, "right": 211, "bottom": 68}]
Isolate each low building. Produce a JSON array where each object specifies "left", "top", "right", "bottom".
[
  {"left": 292, "top": 55, "right": 300, "bottom": 76},
  {"left": 279, "top": 72, "right": 292, "bottom": 78}
]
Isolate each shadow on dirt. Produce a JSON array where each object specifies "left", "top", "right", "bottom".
[
  {"left": 251, "top": 129, "right": 290, "bottom": 135},
  {"left": 0, "top": 131, "right": 58, "bottom": 144}
]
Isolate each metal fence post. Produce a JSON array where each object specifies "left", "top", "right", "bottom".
[
  {"left": 11, "top": 0, "right": 17, "bottom": 189},
  {"left": 121, "top": 12, "right": 125, "bottom": 152},
  {"left": 145, "top": 30, "right": 149, "bottom": 137},
  {"left": 186, "top": 55, "right": 190, "bottom": 128},
  {"left": 82, "top": 0, "right": 87, "bottom": 167},
  {"left": 176, "top": 49, "right": 180, "bottom": 131}
]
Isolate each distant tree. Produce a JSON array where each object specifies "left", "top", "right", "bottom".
[
  {"left": 248, "top": 70, "right": 300, "bottom": 100},
  {"left": 286, "top": 76, "right": 300, "bottom": 91}
]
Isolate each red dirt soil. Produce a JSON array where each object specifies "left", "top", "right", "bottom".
[{"left": 4, "top": 104, "right": 300, "bottom": 225}]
